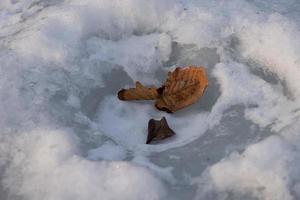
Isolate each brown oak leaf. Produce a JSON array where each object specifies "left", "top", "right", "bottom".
[
  {"left": 147, "top": 117, "right": 175, "bottom": 144},
  {"left": 155, "top": 66, "right": 208, "bottom": 113},
  {"left": 118, "top": 81, "right": 158, "bottom": 100},
  {"left": 117, "top": 66, "right": 208, "bottom": 113}
]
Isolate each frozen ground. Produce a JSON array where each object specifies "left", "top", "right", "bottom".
[{"left": 0, "top": 0, "right": 300, "bottom": 200}]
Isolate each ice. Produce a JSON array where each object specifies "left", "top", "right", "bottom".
[
  {"left": 87, "top": 141, "right": 127, "bottom": 161},
  {"left": 1, "top": 0, "right": 300, "bottom": 199}
]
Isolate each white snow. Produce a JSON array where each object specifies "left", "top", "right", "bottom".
[
  {"left": 0, "top": 129, "right": 166, "bottom": 200},
  {"left": 0, "top": 0, "right": 300, "bottom": 200}
]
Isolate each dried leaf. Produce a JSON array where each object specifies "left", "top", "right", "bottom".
[
  {"left": 155, "top": 66, "right": 208, "bottom": 112},
  {"left": 118, "top": 81, "right": 158, "bottom": 100},
  {"left": 146, "top": 117, "right": 175, "bottom": 144},
  {"left": 117, "top": 66, "right": 208, "bottom": 113}
]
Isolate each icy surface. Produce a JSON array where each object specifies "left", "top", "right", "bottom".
[{"left": 0, "top": 0, "right": 300, "bottom": 200}]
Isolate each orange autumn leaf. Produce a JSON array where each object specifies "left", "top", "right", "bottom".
[
  {"left": 155, "top": 66, "right": 208, "bottom": 112},
  {"left": 118, "top": 81, "right": 158, "bottom": 100},
  {"left": 117, "top": 66, "right": 208, "bottom": 113}
]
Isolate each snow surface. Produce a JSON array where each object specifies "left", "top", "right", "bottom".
[{"left": 0, "top": 0, "right": 300, "bottom": 200}]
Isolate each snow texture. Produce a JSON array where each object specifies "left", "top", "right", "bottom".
[{"left": 0, "top": 0, "right": 300, "bottom": 200}]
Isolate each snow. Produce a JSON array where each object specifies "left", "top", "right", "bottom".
[
  {"left": 1, "top": 129, "right": 165, "bottom": 200},
  {"left": 0, "top": 0, "right": 300, "bottom": 199}
]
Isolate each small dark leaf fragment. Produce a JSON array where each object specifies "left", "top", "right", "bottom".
[{"left": 146, "top": 117, "right": 175, "bottom": 144}]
